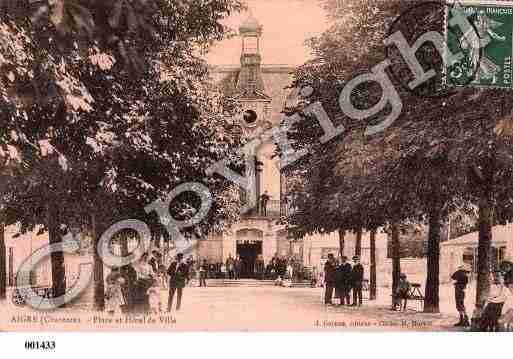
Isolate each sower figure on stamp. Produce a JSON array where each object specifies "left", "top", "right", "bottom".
[
  {"left": 167, "top": 253, "right": 189, "bottom": 312},
  {"left": 451, "top": 264, "right": 470, "bottom": 327},
  {"left": 324, "top": 253, "right": 337, "bottom": 304},
  {"left": 351, "top": 256, "right": 364, "bottom": 307}
]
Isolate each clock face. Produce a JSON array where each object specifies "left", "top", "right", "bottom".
[{"left": 243, "top": 109, "right": 258, "bottom": 125}]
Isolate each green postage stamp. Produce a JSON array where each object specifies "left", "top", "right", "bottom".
[{"left": 445, "top": 0, "right": 513, "bottom": 89}]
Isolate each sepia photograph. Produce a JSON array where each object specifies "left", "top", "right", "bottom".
[{"left": 1, "top": 0, "right": 513, "bottom": 348}]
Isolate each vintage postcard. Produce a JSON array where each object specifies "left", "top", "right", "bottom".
[{"left": 1, "top": 0, "right": 513, "bottom": 337}]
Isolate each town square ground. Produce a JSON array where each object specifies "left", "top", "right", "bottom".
[{"left": 1, "top": 284, "right": 473, "bottom": 332}]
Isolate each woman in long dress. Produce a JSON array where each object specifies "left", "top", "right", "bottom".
[
  {"left": 134, "top": 253, "right": 155, "bottom": 311},
  {"left": 480, "top": 273, "right": 513, "bottom": 331},
  {"left": 146, "top": 279, "right": 161, "bottom": 314}
]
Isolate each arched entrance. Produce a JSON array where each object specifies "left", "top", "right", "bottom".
[{"left": 236, "top": 229, "right": 263, "bottom": 278}]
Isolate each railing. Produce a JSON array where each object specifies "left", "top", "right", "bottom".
[
  {"left": 242, "top": 199, "right": 293, "bottom": 218},
  {"left": 266, "top": 199, "right": 281, "bottom": 217}
]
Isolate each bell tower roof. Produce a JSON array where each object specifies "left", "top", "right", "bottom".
[
  {"left": 239, "top": 11, "right": 263, "bottom": 35},
  {"left": 233, "top": 11, "right": 270, "bottom": 101}
]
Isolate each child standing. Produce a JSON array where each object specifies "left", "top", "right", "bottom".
[
  {"left": 105, "top": 273, "right": 126, "bottom": 315},
  {"left": 147, "top": 279, "right": 162, "bottom": 315}
]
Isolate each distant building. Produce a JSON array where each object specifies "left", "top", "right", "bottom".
[
  {"left": 197, "top": 13, "right": 392, "bottom": 276},
  {"left": 2, "top": 224, "right": 93, "bottom": 290},
  {"left": 441, "top": 223, "right": 513, "bottom": 282}
]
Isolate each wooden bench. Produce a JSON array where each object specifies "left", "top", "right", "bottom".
[
  {"left": 391, "top": 283, "right": 424, "bottom": 311},
  {"left": 12, "top": 286, "right": 55, "bottom": 306},
  {"left": 407, "top": 283, "right": 424, "bottom": 311}
]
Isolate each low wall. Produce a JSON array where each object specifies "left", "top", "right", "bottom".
[{"left": 377, "top": 258, "right": 428, "bottom": 288}]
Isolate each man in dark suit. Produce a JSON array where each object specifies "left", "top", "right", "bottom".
[
  {"left": 148, "top": 250, "right": 161, "bottom": 273},
  {"left": 120, "top": 264, "right": 137, "bottom": 309},
  {"left": 167, "top": 253, "right": 189, "bottom": 312},
  {"left": 199, "top": 259, "right": 208, "bottom": 287},
  {"left": 234, "top": 255, "right": 242, "bottom": 280},
  {"left": 336, "top": 256, "right": 352, "bottom": 306},
  {"left": 351, "top": 256, "right": 364, "bottom": 306},
  {"left": 324, "top": 253, "right": 337, "bottom": 304},
  {"left": 226, "top": 254, "right": 235, "bottom": 279},
  {"left": 255, "top": 254, "right": 265, "bottom": 280}
]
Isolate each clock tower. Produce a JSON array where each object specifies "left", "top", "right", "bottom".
[{"left": 235, "top": 11, "right": 272, "bottom": 130}]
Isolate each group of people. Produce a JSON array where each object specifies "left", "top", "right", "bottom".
[
  {"left": 324, "top": 254, "right": 365, "bottom": 306},
  {"left": 104, "top": 252, "right": 192, "bottom": 315},
  {"left": 267, "top": 254, "right": 301, "bottom": 281},
  {"left": 194, "top": 253, "right": 303, "bottom": 286},
  {"left": 196, "top": 255, "right": 242, "bottom": 286},
  {"left": 451, "top": 264, "right": 513, "bottom": 331}
]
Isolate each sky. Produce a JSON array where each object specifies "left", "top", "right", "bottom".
[{"left": 205, "top": 0, "right": 329, "bottom": 66}]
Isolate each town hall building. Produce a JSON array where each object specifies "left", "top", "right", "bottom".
[{"left": 194, "top": 13, "right": 389, "bottom": 277}]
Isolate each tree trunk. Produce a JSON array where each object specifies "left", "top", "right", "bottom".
[
  {"left": 47, "top": 205, "right": 66, "bottom": 301},
  {"left": 424, "top": 212, "right": 441, "bottom": 313},
  {"left": 0, "top": 222, "right": 6, "bottom": 300},
  {"left": 369, "top": 229, "right": 377, "bottom": 300},
  {"left": 338, "top": 229, "right": 345, "bottom": 257},
  {"left": 476, "top": 196, "right": 494, "bottom": 307},
  {"left": 355, "top": 229, "right": 362, "bottom": 256},
  {"left": 92, "top": 213, "right": 105, "bottom": 311},
  {"left": 391, "top": 224, "right": 401, "bottom": 302},
  {"left": 120, "top": 237, "right": 129, "bottom": 257},
  {"left": 119, "top": 235, "right": 130, "bottom": 283}
]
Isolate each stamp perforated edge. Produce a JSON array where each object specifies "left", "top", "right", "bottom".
[{"left": 444, "top": 0, "right": 513, "bottom": 89}]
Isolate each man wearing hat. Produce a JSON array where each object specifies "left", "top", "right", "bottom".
[
  {"left": 351, "top": 256, "right": 365, "bottom": 307},
  {"left": 451, "top": 264, "right": 471, "bottom": 327},
  {"left": 336, "top": 256, "right": 353, "bottom": 306},
  {"left": 324, "top": 253, "right": 337, "bottom": 304},
  {"left": 167, "top": 253, "right": 189, "bottom": 312}
]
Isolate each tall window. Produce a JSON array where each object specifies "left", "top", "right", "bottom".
[{"left": 494, "top": 246, "right": 507, "bottom": 270}]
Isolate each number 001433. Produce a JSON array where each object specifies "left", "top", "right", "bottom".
[{"left": 24, "top": 341, "right": 56, "bottom": 350}]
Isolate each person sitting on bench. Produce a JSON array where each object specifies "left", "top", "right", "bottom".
[{"left": 393, "top": 273, "right": 411, "bottom": 312}]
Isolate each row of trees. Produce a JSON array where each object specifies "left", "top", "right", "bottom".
[
  {"left": 285, "top": 0, "right": 513, "bottom": 312},
  {"left": 0, "top": 0, "right": 244, "bottom": 308}
]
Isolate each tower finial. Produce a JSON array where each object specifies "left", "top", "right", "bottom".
[{"left": 239, "top": 8, "right": 262, "bottom": 35}]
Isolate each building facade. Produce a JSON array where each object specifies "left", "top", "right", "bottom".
[
  {"left": 441, "top": 223, "right": 513, "bottom": 282},
  {"left": 198, "top": 14, "right": 296, "bottom": 275},
  {"left": 195, "top": 13, "right": 390, "bottom": 277}
]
